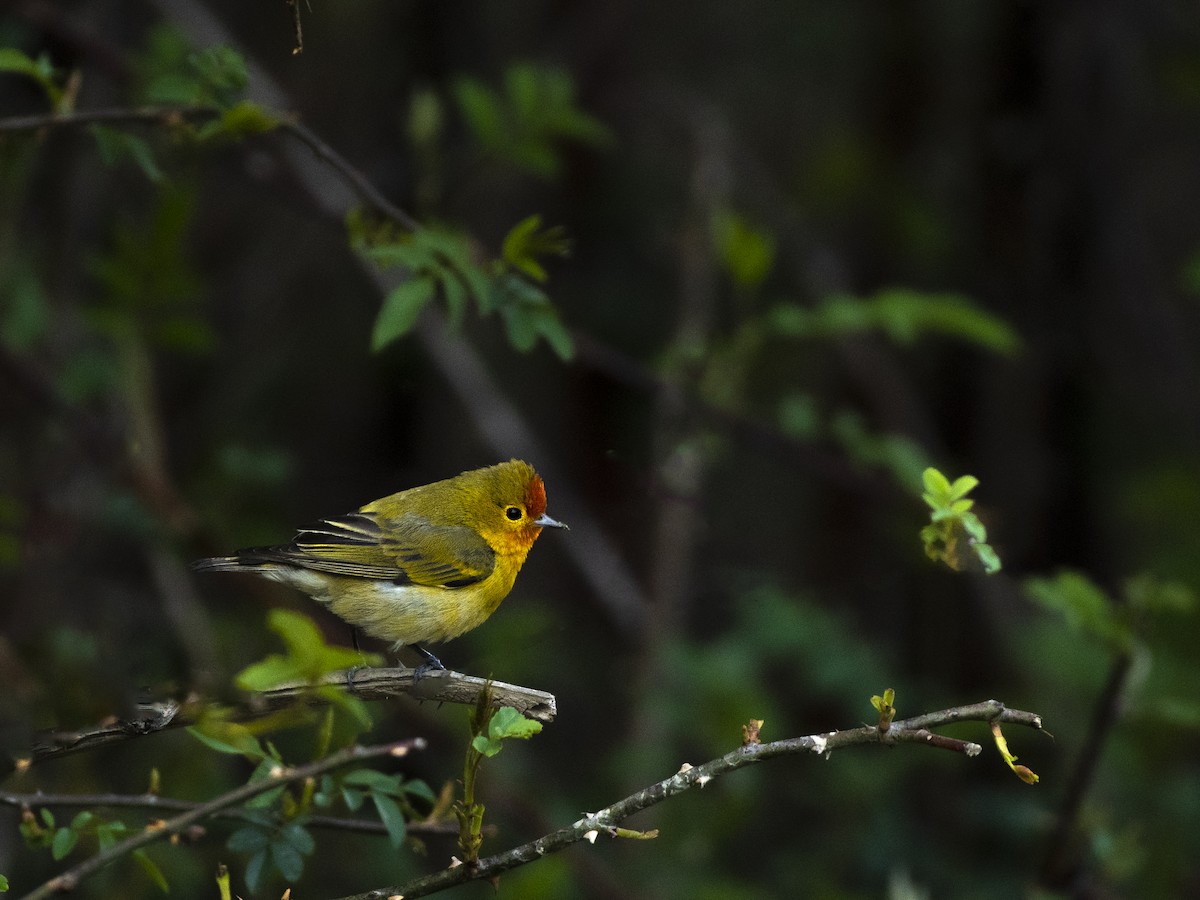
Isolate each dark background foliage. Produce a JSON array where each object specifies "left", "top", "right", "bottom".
[{"left": 2, "top": 0, "right": 1199, "bottom": 897}]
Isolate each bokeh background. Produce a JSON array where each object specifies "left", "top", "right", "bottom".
[{"left": 3, "top": 0, "right": 1200, "bottom": 897}]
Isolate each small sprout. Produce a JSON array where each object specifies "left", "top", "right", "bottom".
[
  {"left": 448, "top": 856, "right": 463, "bottom": 869},
  {"left": 148, "top": 768, "right": 161, "bottom": 796},
  {"left": 583, "top": 829, "right": 598, "bottom": 844},
  {"left": 742, "top": 719, "right": 764, "bottom": 745},
  {"left": 215, "top": 863, "right": 231, "bottom": 900},
  {"left": 677, "top": 763, "right": 694, "bottom": 776},
  {"left": 696, "top": 774, "right": 712, "bottom": 788},
  {"left": 991, "top": 722, "right": 1039, "bottom": 785},
  {"left": 871, "top": 688, "right": 896, "bottom": 732},
  {"left": 611, "top": 827, "right": 659, "bottom": 840}
]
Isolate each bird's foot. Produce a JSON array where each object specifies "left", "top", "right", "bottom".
[{"left": 411, "top": 645, "right": 446, "bottom": 685}]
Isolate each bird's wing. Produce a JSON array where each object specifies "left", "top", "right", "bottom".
[{"left": 244, "top": 512, "right": 497, "bottom": 587}]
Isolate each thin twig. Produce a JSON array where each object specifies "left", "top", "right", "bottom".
[
  {"left": 0, "top": 790, "right": 457, "bottom": 836},
  {"left": 330, "top": 701, "right": 1042, "bottom": 900},
  {"left": 0, "top": 107, "right": 419, "bottom": 231},
  {"left": 21, "top": 737, "right": 425, "bottom": 900},
  {"left": 1039, "top": 650, "right": 1132, "bottom": 888}
]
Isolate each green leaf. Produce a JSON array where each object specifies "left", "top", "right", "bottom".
[
  {"left": 39, "top": 809, "right": 55, "bottom": 829},
  {"left": 132, "top": 849, "right": 170, "bottom": 894},
  {"left": 402, "top": 779, "right": 437, "bottom": 802},
  {"left": 195, "top": 100, "right": 280, "bottom": 142},
  {"left": 227, "top": 826, "right": 272, "bottom": 854},
  {"left": 975, "top": 543, "right": 1002, "bottom": 575},
  {"left": 453, "top": 79, "right": 504, "bottom": 146},
  {"left": 237, "top": 609, "right": 375, "bottom": 689},
  {"left": 90, "top": 126, "right": 165, "bottom": 183},
  {"left": 0, "top": 872, "right": 9, "bottom": 890},
  {"left": 187, "top": 720, "right": 266, "bottom": 759},
  {"left": 373, "top": 793, "right": 408, "bottom": 849},
  {"left": 922, "top": 467, "right": 952, "bottom": 500},
  {"left": 712, "top": 210, "right": 776, "bottom": 290},
  {"left": 95, "top": 821, "right": 128, "bottom": 852},
  {"left": 471, "top": 734, "right": 503, "bottom": 758},
  {"left": 341, "top": 786, "right": 365, "bottom": 811},
  {"left": 1025, "top": 571, "right": 1131, "bottom": 649},
  {"left": 371, "top": 277, "right": 436, "bottom": 351},
  {"left": 342, "top": 769, "right": 406, "bottom": 795},
  {"left": 68, "top": 811, "right": 94, "bottom": 831},
  {"left": 189, "top": 46, "right": 248, "bottom": 108},
  {"left": 270, "top": 840, "right": 305, "bottom": 881},
  {"left": 50, "top": 827, "right": 77, "bottom": 861},
  {"left": 280, "top": 822, "right": 315, "bottom": 855},
  {"left": 0, "top": 49, "right": 63, "bottom": 109},
  {"left": 948, "top": 475, "right": 980, "bottom": 501},
  {"left": 436, "top": 268, "right": 469, "bottom": 327},
  {"left": 489, "top": 706, "right": 542, "bottom": 741},
  {"left": 501, "top": 215, "right": 572, "bottom": 283},
  {"left": 244, "top": 848, "right": 268, "bottom": 893},
  {"left": 235, "top": 654, "right": 306, "bottom": 692}
]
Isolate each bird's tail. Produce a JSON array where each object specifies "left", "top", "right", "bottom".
[{"left": 191, "top": 556, "right": 253, "bottom": 573}]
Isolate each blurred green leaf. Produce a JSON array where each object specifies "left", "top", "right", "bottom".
[
  {"left": 227, "top": 826, "right": 271, "bottom": 854},
  {"left": 50, "top": 827, "right": 76, "bottom": 861},
  {"left": 236, "top": 609, "right": 377, "bottom": 691},
  {"left": 244, "top": 848, "right": 268, "bottom": 893},
  {"left": 373, "top": 793, "right": 408, "bottom": 848},
  {"left": 771, "top": 288, "right": 1020, "bottom": 354},
  {"left": 0, "top": 262, "right": 49, "bottom": 350},
  {"left": 90, "top": 126, "right": 164, "bottom": 183},
  {"left": 502, "top": 214, "right": 572, "bottom": 283},
  {"left": 188, "top": 46, "right": 248, "bottom": 108},
  {"left": 0, "top": 48, "right": 65, "bottom": 110},
  {"left": 95, "top": 821, "right": 128, "bottom": 852},
  {"left": 454, "top": 62, "right": 611, "bottom": 179},
  {"left": 194, "top": 101, "right": 280, "bottom": 142},
  {"left": 371, "top": 277, "right": 436, "bottom": 351},
  {"left": 1024, "top": 571, "right": 1130, "bottom": 650},
  {"left": 132, "top": 849, "right": 170, "bottom": 894},
  {"left": 713, "top": 210, "right": 775, "bottom": 290},
  {"left": 270, "top": 840, "right": 305, "bottom": 881},
  {"left": 187, "top": 717, "right": 267, "bottom": 760}
]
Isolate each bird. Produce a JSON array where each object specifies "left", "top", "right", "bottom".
[{"left": 192, "top": 459, "right": 566, "bottom": 674}]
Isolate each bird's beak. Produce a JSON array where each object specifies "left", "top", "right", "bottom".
[{"left": 535, "top": 513, "right": 569, "bottom": 530}]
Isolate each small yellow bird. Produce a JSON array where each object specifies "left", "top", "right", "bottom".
[{"left": 193, "top": 459, "right": 566, "bottom": 673}]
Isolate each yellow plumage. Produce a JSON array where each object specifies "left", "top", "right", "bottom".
[{"left": 193, "top": 460, "right": 565, "bottom": 670}]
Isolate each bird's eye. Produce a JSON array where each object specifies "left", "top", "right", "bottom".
[{"left": 505, "top": 506, "right": 524, "bottom": 521}]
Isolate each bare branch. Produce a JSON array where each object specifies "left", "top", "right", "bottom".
[
  {"left": 0, "top": 790, "right": 458, "bottom": 836},
  {"left": 331, "top": 700, "right": 1043, "bottom": 899}
]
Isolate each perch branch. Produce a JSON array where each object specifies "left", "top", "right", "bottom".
[
  {"left": 21, "top": 737, "right": 425, "bottom": 900},
  {"left": 332, "top": 700, "right": 1043, "bottom": 899},
  {"left": 24, "top": 669, "right": 554, "bottom": 765}
]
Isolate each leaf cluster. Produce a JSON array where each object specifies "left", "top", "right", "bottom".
[
  {"left": 453, "top": 62, "right": 612, "bottom": 179},
  {"left": 20, "top": 808, "right": 168, "bottom": 893},
  {"left": 355, "top": 214, "right": 574, "bottom": 359},
  {"left": 920, "top": 467, "right": 1002, "bottom": 574}
]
